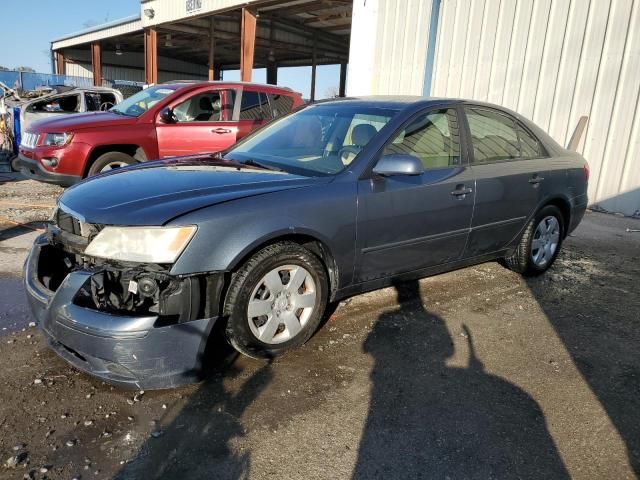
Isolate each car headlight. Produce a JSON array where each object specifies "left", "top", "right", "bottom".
[
  {"left": 84, "top": 226, "right": 197, "bottom": 263},
  {"left": 42, "top": 132, "right": 74, "bottom": 146}
]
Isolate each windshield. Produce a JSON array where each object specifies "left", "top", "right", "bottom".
[
  {"left": 110, "top": 85, "right": 178, "bottom": 117},
  {"left": 225, "top": 104, "right": 399, "bottom": 176}
]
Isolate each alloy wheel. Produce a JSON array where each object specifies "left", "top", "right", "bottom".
[
  {"left": 247, "top": 264, "right": 317, "bottom": 344},
  {"left": 531, "top": 215, "right": 560, "bottom": 267}
]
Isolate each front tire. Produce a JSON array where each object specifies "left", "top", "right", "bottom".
[
  {"left": 503, "top": 205, "right": 564, "bottom": 276},
  {"left": 224, "top": 242, "right": 329, "bottom": 359},
  {"left": 87, "top": 151, "right": 136, "bottom": 177}
]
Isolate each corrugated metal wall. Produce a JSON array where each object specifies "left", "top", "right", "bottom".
[
  {"left": 347, "top": 0, "right": 433, "bottom": 95},
  {"left": 430, "top": 0, "right": 640, "bottom": 215}
]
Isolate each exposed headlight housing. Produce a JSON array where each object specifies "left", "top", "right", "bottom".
[
  {"left": 42, "top": 132, "right": 74, "bottom": 147},
  {"left": 84, "top": 226, "right": 197, "bottom": 263}
]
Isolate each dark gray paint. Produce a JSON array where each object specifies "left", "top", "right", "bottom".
[{"left": 24, "top": 97, "right": 589, "bottom": 388}]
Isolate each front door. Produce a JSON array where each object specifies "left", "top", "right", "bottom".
[
  {"left": 356, "top": 108, "right": 475, "bottom": 282},
  {"left": 462, "top": 107, "right": 545, "bottom": 257},
  {"left": 156, "top": 88, "right": 237, "bottom": 157}
]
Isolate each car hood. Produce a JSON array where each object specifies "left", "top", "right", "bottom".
[
  {"left": 28, "top": 112, "right": 136, "bottom": 133},
  {"left": 59, "top": 157, "right": 331, "bottom": 226}
]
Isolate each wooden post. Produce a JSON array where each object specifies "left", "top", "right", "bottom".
[
  {"left": 55, "top": 51, "right": 65, "bottom": 75},
  {"left": 144, "top": 28, "right": 158, "bottom": 84},
  {"left": 208, "top": 18, "right": 216, "bottom": 81},
  {"left": 310, "top": 37, "right": 317, "bottom": 102},
  {"left": 339, "top": 62, "right": 347, "bottom": 97},
  {"left": 240, "top": 8, "right": 256, "bottom": 82},
  {"left": 91, "top": 42, "right": 102, "bottom": 86}
]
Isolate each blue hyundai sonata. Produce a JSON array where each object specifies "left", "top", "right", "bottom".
[{"left": 24, "top": 97, "right": 589, "bottom": 388}]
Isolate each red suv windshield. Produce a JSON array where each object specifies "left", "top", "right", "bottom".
[{"left": 110, "top": 85, "right": 179, "bottom": 117}]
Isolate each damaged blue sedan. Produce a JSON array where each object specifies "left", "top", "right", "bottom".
[{"left": 24, "top": 97, "right": 589, "bottom": 389}]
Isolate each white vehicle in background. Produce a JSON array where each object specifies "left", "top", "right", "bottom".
[{"left": 0, "top": 84, "right": 123, "bottom": 171}]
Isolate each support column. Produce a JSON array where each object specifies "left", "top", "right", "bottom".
[
  {"left": 267, "top": 63, "right": 278, "bottom": 85},
  {"left": 310, "top": 37, "right": 317, "bottom": 102},
  {"left": 240, "top": 8, "right": 256, "bottom": 82},
  {"left": 208, "top": 18, "right": 216, "bottom": 81},
  {"left": 339, "top": 62, "right": 347, "bottom": 97},
  {"left": 144, "top": 28, "right": 158, "bottom": 85},
  {"left": 54, "top": 51, "right": 65, "bottom": 75},
  {"left": 91, "top": 42, "right": 102, "bottom": 86}
]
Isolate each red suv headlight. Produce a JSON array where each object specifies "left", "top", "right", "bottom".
[{"left": 42, "top": 132, "right": 74, "bottom": 147}]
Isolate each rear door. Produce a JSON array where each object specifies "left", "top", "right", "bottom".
[
  {"left": 462, "top": 106, "right": 547, "bottom": 257},
  {"left": 356, "top": 107, "right": 475, "bottom": 282},
  {"left": 155, "top": 88, "right": 238, "bottom": 157}
]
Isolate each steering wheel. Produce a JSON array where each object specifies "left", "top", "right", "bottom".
[
  {"left": 100, "top": 101, "right": 114, "bottom": 111},
  {"left": 338, "top": 145, "right": 362, "bottom": 165}
]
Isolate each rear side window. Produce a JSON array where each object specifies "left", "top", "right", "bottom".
[
  {"left": 384, "top": 109, "right": 461, "bottom": 169},
  {"left": 466, "top": 108, "right": 520, "bottom": 163},
  {"left": 269, "top": 94, "right": 294, "bottom": 118},
  {"left": 517, "top": 125, "right": 545, "bottom": 158},
  {"left": 466, "top": 107, "right": 546, "bottom": 162},
  {"left": 240, "top": 91, "right": 270, "bottom": 120}
]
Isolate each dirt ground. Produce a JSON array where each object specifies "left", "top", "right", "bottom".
[{"left": 0, "top": 173, "right": 639, "bottom": 480}]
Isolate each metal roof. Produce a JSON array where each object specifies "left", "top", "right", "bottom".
[{"left": 52, "top": 15, "right": 143, "bottom": 50}]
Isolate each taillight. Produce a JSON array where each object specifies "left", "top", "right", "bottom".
[{"left": 583, "top": 163, "right": 590, "bottom": 182}]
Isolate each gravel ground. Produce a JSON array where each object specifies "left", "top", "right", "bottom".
[{"left": 0, "top": 174, "right": 639, "bottom": 479}]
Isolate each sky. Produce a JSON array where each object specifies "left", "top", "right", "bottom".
[{"left": 0, "top": 0, "right": 340, "bottom": 99}]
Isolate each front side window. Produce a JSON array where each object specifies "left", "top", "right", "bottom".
[
  {"left": 240, "top": 91, "right": 270, "bottom": 120},
  {"left": 27, "top": 94, "right": 80, "bottom": 113},
  {"left": 226, "top": 104, "right": 398, "bottom": 176},
  {"left": 384, "top": 109, "right": 461, "bottom": 169},
  {"left": 172, "top": 90, "right": 226, "bottom": 122}
]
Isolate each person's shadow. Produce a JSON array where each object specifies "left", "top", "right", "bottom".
[
  {"left": 115, "top": 326, "right": 272, "bottom": 480},
  {"left": 353, "top": 280, "right": 569, "bottom": 479}
]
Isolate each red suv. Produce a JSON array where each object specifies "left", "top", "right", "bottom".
[{"left": 17, "top": 81, "right": 304, "bottom": 186}]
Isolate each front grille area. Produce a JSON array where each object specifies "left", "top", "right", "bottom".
[
  {"left": 21, "top": 132, "right": 38, "bottom": 148},
  {"left": 56, "top": 209, "right": 83, "bottom": 236}
]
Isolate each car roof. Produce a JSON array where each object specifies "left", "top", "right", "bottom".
[
  {"left": 313, "top": 96, "right": 464, "bottom": 110},
  {"left": 160, "top": 81, "right": 299, "bottom": 95}
]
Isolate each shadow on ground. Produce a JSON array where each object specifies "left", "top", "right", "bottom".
[
  {"left": 352, "top": 280, "right": 569, "bottom": 479},
  {"left": 524, "top": 217, "right": 640, "bottom": 477},
  {"left": 0, "top": 221, "right": 46, "bottom": 242}
]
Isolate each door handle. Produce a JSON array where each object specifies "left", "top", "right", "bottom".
[
  {"left": 450, "top": 185, "right": 473, "bottom": 199},
  {"left": 529, "top": 174, "right": 545, "bottom": 185},
  {"left": 212, "top": 128, "right": 232, "bottom": 134}
]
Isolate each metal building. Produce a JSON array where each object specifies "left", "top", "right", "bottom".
[{"left": 52, "top": 0, "right": 640, "bottom": 216}]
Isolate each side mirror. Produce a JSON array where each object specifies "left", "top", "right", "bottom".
[
  {"left": 373, "top": 154, "right": 424, "bottom": 177},
  {"left": 159, "top": 107, "right": 176, "bottom": 124}
]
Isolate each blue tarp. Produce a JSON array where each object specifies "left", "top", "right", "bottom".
[{"left": 0, "top": 70, "right": 94, "bottom": 91}]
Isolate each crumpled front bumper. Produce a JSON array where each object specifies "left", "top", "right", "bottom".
[{"left": 24, "top": 236, "right": 218, "bottom": 390}]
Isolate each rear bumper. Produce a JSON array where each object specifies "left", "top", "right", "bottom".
[
  {"left": 24, "top": 236, "right": 218, "bottom": 389},
  {"left": 17, "top": 155, "right": 81, "bottom": 187},
  {"left": 568, "top": 193, "right": 588, "bottom": 235}
]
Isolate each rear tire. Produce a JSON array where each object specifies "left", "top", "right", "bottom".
[
  {"left": 87, "top": 151, "right": 136, "bottom": 177},
  {"left": 502, "top": 205, "right": 564, "bottom": 276},
  {"left": 224, "top": 242, "right": 328, "bottom": 359}
]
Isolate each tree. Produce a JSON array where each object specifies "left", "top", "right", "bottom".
[
  {"left": 0, "top": 65, "right": 9, "bottom": 71},
  {"left": 14, "top": 66, "right": 36, "bottom": 73},
  {"left": 324, "top": 86, "right": 340, "bottom": 99}
]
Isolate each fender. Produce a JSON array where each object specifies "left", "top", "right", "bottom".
[{"left": 169, "top": 181, "right": 358, "bottom": 289}]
